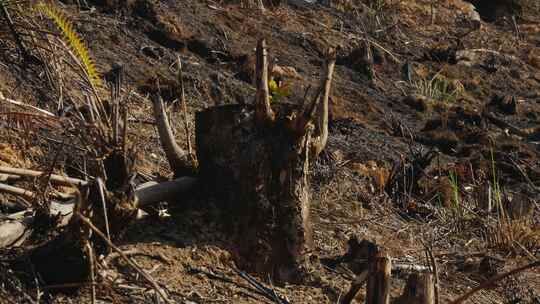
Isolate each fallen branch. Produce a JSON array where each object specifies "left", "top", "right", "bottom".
[
  {"left": 136, "top": 177, "right": 197, "bottom": 207},
  {"left": 448, "top": 260, "right": 540, "bottom": 304},
  {"left": 0, "top": 94, "right": 56, "bottom": 117},
  {"left": 0, "top": 183, "right": 34, "bottom": 202},
  {"left": 0, "top": 173, "right": 19, "bottom": 182},
  {"left": 0, "top": 182, "right": 74, "bottom": 201},
  {"left": 0, "top": 166, "right": 88, "bottom": 187}
]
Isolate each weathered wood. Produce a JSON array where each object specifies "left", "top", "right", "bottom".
[
  {"left": 0, "top": 173, "right": 19, "bottom": 182},
  {"left": 0, "top": 166, "right": 88, "bottom": 186},
  {"left": 0, "top": 94, "right": 55, "bottom": 117},
  {"left": 0, "top": 183, "right": 34, "bottom": 200},
  {"left": 151, "top": 94, "right": 194, "bottom": 177},
  {"left": 135, "top": 177, "right": 197, "bottom": 206},
  {"left": 313, "top": 47, "right": 336, "bottom": 156},
  {"left": 397, "top": 272, "right": 435, "bottom": 304},
  {"left": 0, "top": 182, "right": 75, "bottom": 201},
  {"left": 366, "top": 253, "right": 391, "bottom": 304},
  {"left": 254, "top": 39, "right": 274, "bottom": 124}
]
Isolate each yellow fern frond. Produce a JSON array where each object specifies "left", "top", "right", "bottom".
[{"left": 36, "top": 2, "right": 102, "bottom": 88}]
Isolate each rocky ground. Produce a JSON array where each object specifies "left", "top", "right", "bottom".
[{"left": 0, "top": 0, "right": 539, "bottom": 303}]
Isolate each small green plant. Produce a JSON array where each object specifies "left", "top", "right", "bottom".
[
  {"left": 412, "top": 72, "right": 463, "bottom": 104},
  {"left": 268, "top": 77, "right": 290, "bottom": 102}
]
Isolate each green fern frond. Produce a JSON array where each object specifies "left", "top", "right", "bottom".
[{"left": 36, "top": 2, "right": 101, "bottom": 88}]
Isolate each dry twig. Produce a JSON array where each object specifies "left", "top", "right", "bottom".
[{"left": 76, "top": 213, "right": 173, "bottom": 304}]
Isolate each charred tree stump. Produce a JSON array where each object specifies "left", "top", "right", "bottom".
[
  {"left": 196, "top": 103, "right": 312, "bottom": 281},
  {"left": 397, "top": 272, "right": 435, "bottom": 304},
  {"left": 366, "top": 253, "right": 391, "bottom": 304},
  {"left": 195, "top": 39, "right": 336, "bottom": 282}
]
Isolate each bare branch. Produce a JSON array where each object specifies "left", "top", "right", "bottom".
[
  {"left": 255, "top": 39, "right": 274, "bottom": 124},
  {"left": 0, "top": 94, "right": 56, "bottom": 117},
  {"left": 176, "top": 56, "right": 194, "bottom": 159},
  {"left": 312, "top": 48, "right": 336, "bottom": 156},
  {"left": 0, "top": 182, "right": 72, "bottom": 201},
  {"left": 151, "top": 94, "right": 192, "bottom": 176},
  {"left": 0, "top": 183, "right": 35, "bottom": 200}
]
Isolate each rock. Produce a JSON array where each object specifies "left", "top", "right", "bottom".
[
  {"left": 456, "top": 49, "right": 521, "bottom": 71},
  {"left": 452, "top": 0, "right": 482, "bottom": 31},
  {"left": 140, "top": 45, "right": 165, "bottom": 60}
]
